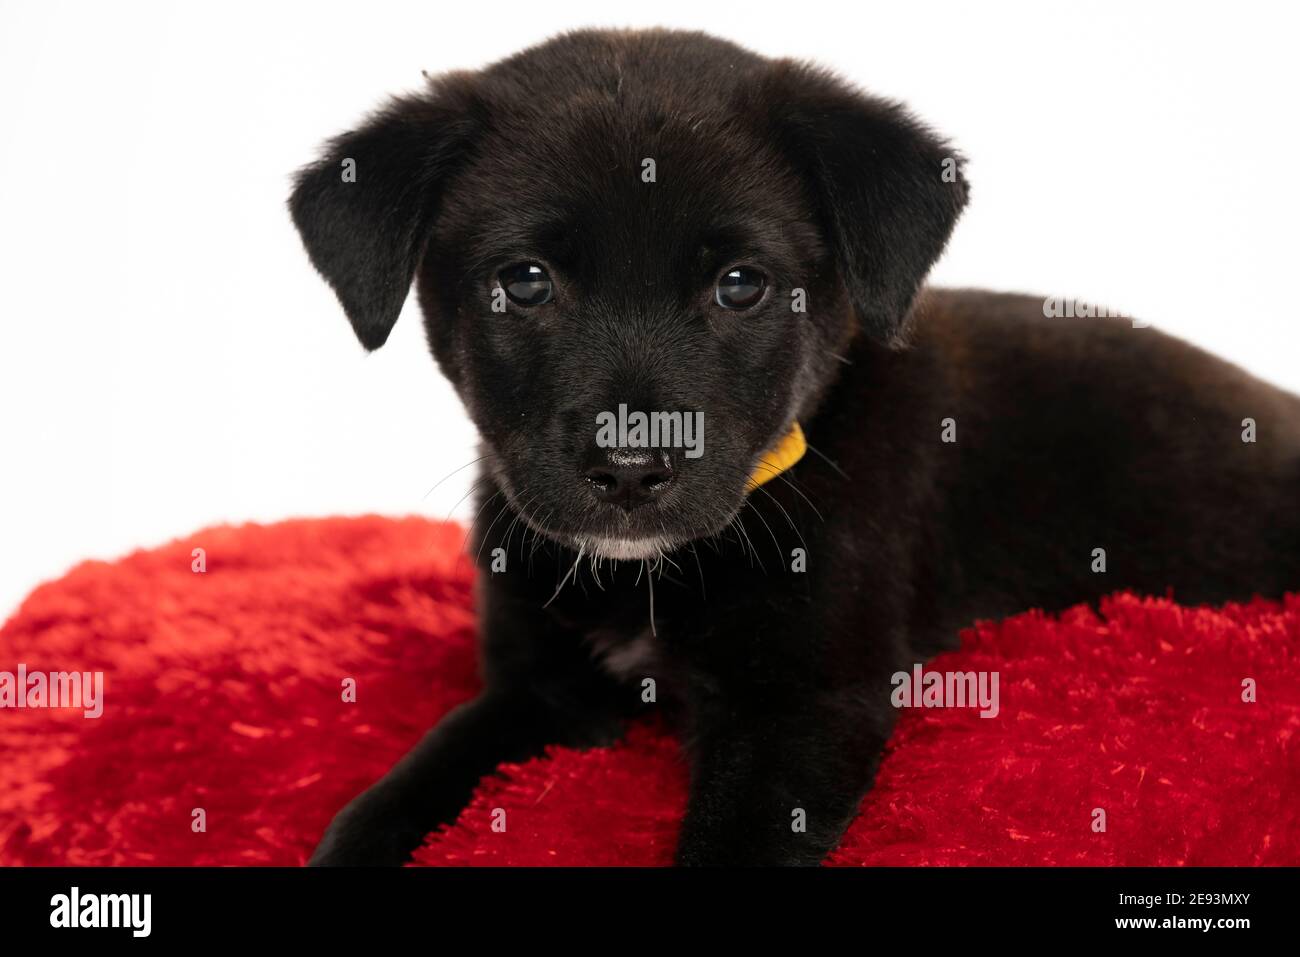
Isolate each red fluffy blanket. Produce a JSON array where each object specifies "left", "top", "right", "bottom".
[{"left": 1, "top": 516, "right": 1296, "bottom": 866}]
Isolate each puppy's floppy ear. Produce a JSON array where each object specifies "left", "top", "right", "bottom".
[
  {"left": 288, "top": 77, "right": 479, "bottom": 350},
  {"left": 760, "top": 62, "right": 969, "bottom": 345}
]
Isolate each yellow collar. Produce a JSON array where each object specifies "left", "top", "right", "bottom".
[{"left": 747, "top": 422, "right": 806, "bottom": 490}]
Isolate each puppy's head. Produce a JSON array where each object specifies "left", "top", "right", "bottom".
[{"left": 290, "top": 29, "right": 967, "bottom": 560}]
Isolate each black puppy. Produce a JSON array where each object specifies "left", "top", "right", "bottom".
[{"left": 290, "top": 28, "right": 1300, "bottom": 865}]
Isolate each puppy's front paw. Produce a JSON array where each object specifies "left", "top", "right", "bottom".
[{"left": 307, "top": 793, "right": 423, "bottom": 867}]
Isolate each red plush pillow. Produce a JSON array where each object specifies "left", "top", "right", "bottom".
[{"left": 1, "top": 516, "right": 1295, "bottom": 866}]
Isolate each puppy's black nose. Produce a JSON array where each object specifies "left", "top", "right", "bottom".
[{"left": 583, "top": 448, "right": 674, "bottom": 510}]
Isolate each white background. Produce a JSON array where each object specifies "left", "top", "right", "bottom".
[{"left": 2, "top": 0, "right": 1297, "bottom": 619}]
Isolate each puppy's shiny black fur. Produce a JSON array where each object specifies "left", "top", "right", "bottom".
[{"left": 290, "top": 28, "right": 1300, "bottom": 865}]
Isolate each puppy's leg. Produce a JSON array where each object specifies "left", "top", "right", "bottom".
[
  {"left": 670, "top": 590, "right": 906, "bottom": 867},
  {"left": 311, "top": 591, "right": 626, "bottom": 866},
  {"left": 309, "top": 686, "right": 612, "bottom": 865},
  {"left": 674, "top": 693, "right": 895, "bottom": 866}
]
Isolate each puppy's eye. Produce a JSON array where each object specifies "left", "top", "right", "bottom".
[
  {"left": 715, "top": 267, "right": 767, "bottom": 310},
  {"left": 498, "top": 263, "right": 554, "bottom": 306}
]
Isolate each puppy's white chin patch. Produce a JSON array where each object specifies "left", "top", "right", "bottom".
[{"left": 580, "top": 535, "right": 673, "bottom": 561}]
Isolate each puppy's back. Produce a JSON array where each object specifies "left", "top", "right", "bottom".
[{"left": 908, "top": 288, "right": 1300, "bottom": 610}]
